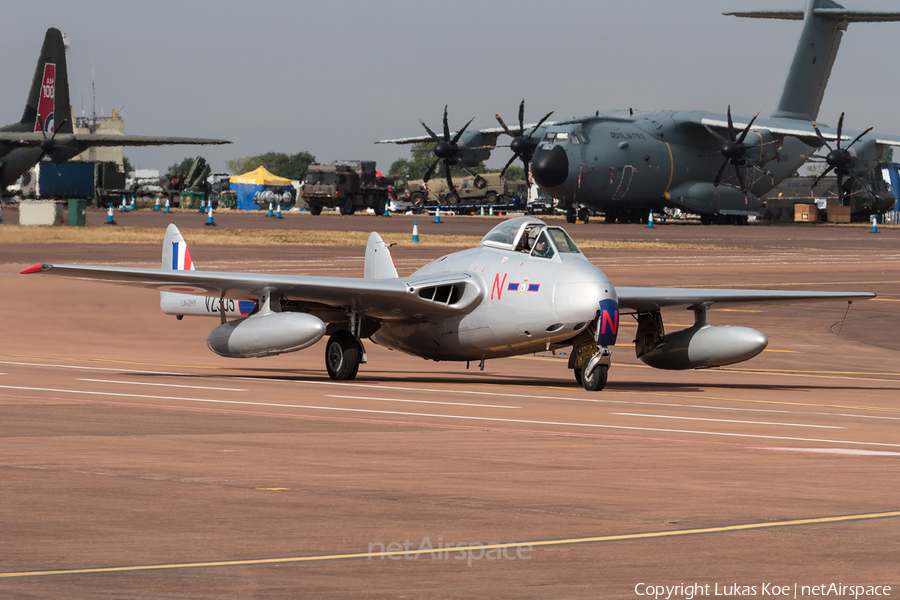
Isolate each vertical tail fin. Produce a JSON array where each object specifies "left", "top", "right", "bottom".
[
  {"left": 364, "top": 232, "right": 398, "bottom": 279},
  {"left": 162, "top": 224, "right": 195, "bottom": 271},
  {"left": 16, "top": 28, "right": 72, "bottom": 134},
  {"left": 726, "top": 0, "right": 900, "bottom": 122}
]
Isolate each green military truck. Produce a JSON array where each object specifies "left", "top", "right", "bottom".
[
  {"left": 404, "top": 173, "right": 527, "bottom": 214},
  {"left": 301, "top": 160, "right": 391, "bottom": 216}
]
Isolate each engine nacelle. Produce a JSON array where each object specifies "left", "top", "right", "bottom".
[
  {"left": 638, "top": 324, "right": 768, "bottom": 370},
  {"left": 207, "top": 312, "right": 326, "bottom": 358},
  {"left": 743, "top": 129, "right": 780, "bottom": 165}
]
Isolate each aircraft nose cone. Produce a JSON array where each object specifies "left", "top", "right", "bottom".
[{"left": 532, "top": 145, "right": 569, "bottom": 188}]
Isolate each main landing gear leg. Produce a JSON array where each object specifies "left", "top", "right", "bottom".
[{"left": 581, "top": 346, "right": 611, "bottom": 391}]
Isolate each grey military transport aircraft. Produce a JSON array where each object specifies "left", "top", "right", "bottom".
[
  {"left": 378, "top": 0, "right": 900, "bottom": 224},
  {"left": 0, "top": 27, "right": 229, "bottom": 190},
  {"left": 20, "top": 218, "right": 873, "bottom": 391}
]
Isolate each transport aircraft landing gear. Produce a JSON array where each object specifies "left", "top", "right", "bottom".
[
  {"left": 573, "top": 368, "right": 583, "bottom": 386},
  {"left": 325, "top": 330, "right": 361, "bottom": 380}
]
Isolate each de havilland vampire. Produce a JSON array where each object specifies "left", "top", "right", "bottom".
[
  {"left": 378, "top": 1, "right": 900, "bottom": 224},
  {"left": 0, "top": 28, "right": 229, "bottom": 191},
  {"left": 21, "top": 218, "right": 872, "bottom": 391}
]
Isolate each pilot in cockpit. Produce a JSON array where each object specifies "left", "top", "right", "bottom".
[{"left": 531, "top": 231, "right": 554, "bottom": 258}]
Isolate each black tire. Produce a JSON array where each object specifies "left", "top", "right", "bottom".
[
  {"left": 484, "top": 191, "right": 497, "bottom": 205},
  {"left": 566, "top": 206, "right": 577, "bottom": 224},
  {"left": 604, "top": 212, "right": 617, "bottom": 224},
  {"left": 341, "top": 194, "right": 356, "bottom": 215},
  {"left": 581, "top": 363, "right": 608, "bottom": 392},
  {"left": 700, "top": 213, "right": 713, "bottom": 226},
  {"left": 308, "top": 204, "right": 323, "bottom": 216},
  {"left": 578, "top": 207, "right": 590, "bottom": 224},
  {"left": 325, "top": 331, "right": 360, "bottom": 381},
  {"left": 409, "top": 192, "right": 424, "bottom": 205},
  {"left": 573, "top": 368, "right": 583, "bottom": 386},
  {"left": 444, "top": 192, "right": 460, "bottom": 205},
  {"left": 376, "top": 195, "right": 387, "bottom": 216}
]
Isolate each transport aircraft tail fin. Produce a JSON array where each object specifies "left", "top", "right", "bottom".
[
  {"left": 5, "top": 28, "right": 73, "bottom": 135},
  {"left": 364, "top": 232, "right": 398, "bottom": 279},
  {"left": 726, "top": 0, "right": 900, "bottom": 122}
]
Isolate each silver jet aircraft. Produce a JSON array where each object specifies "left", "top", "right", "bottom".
[{"left": 21, "top": 218, "right": 873, "bottom": 391}]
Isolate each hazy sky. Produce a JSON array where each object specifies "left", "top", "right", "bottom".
[{"left": 4, "top": 1, "right": 900, "bottom": 175}]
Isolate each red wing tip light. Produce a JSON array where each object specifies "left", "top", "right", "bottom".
[{"left": 19, "top": 264, "right": 49, "bottom": 274}]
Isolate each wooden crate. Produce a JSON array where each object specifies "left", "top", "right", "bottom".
[
  {"left": 794, "top": 203, "right": 818, "bottom": 222},
  {"left": 827, "top": 205, "right": 851, "bottom": 223}
]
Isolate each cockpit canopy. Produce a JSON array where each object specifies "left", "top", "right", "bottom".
[{"left": 479, "top": 217, "right": 582, "bottom": 258}]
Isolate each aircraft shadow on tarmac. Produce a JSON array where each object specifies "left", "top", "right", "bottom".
[{"left": 125, "top": 369, "right": 892, "bottom": 394}]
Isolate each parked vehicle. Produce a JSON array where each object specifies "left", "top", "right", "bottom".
[{"left": 302, "top": 160, "right": 391, "bottom": 215}]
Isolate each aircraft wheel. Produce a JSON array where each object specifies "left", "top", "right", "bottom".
[
  {"left": 573, "top": 368, "right": 583, "bottom": 386},
  {"left": 577, "top": 207, "right": 590, "bottom": 223},
  {"left": 581, "top": 363, "right": 608, "bottom": 392},
  {"left": 604, "top": 212, "right": 617, "bottom": 224},
  {"left": 566, "top": 206, "right": 576, "bottom": 224},
  {"left": 325, "top": 331, "right": 360, "bottom": 381},
  {"left": 700, "top": 214, "right": 713, "bottom": 226}
]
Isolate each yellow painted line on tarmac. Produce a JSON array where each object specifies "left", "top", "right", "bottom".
[
  {"left": 762, "top": 349, "right": 800, "bottom": 353},
  {"left": 256, "top": 488, "right": 289, "bottom": 491},
  {"left": 2, "top": 510, "right": 898, "bottom": 579},
  {"left": 873, "top": 298, "right": 900, "bottom": 302}
]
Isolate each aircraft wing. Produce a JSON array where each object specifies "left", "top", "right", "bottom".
[
  {"left": 21, "top": 264, "right": 481, "bottom": 322},
  {"left": 376, "top": 123, "right": 550, "bottom": 146},
  {"left": 0, "top": 133, "right": 230, "bottom": 147},
  {"left": 696, "top": 113, "right": 900, "bottom": 147},
  {"left": 616, "top": 287, "right": 874, "bottom": 314}
]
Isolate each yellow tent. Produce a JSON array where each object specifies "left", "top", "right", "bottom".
[
  {"left": 229, "top": 166, "right": 292, "bottom": 186},
  {"left": 230, "top": 167, "right": 292, "bottom": 210}
]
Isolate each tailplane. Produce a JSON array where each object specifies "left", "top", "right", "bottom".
[
  {"left": 726, "top": 0, "right": 900, "bottom": 122},
  {"left": 5, "top": 28, "right": 73, "bottom": 134}
]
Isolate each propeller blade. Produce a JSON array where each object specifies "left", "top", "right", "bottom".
[
  {"left": 847, "top": 171, "right": 875, "bottom": 200},
  {"left": 703, "top": 124, "right": 728, "bottom": 145},
  {"left": 423, "top": 158, "right": 440, "bottom": 184},
  {"left": 420, "top": 120, "right": 440, "bottom": 142},
  {"left": 726, "top": 105, "right": 736, "bottom": 141},
  {"left": 521, "top": 155, "right": 531, "bottom": 184},
  {"left": 734, "top": 164, "right": 746, "bottom": 191},
  {"left": 737, "top": 113, "right": 759, "bottom": 144},
  {"left": 499, "top": 152, "right": 518, "bottom": 179},
  {"left": 495, "top": 114, "right": 516, "bottom": 138},
  {"left": 527, "top": 111, "right": 555, "bottom": 139},
  {"left": 442, "top": 105, "right": 450, "bottom": 140},
  {"left": 836, "top": 112, "right": 844, "bottom": 148},
  {"left": 517, "top": 100, "right": 525, "bottom": 136},
  {"left": 812, "top": 123, "right": 833, "bottom": 152},
  {"left": 836, "top": 169, "right": 844, "bottom": 204},
  {"left": 444, "top": 163, "right": 454, "bottom": 192},
  {"left": 846, "top": 126, "right": 874, "bottom": 151},
  {"left": 713, "top": 159, "right": 728, "bottom": 187},
  {"left": 811, "top": 166, "right": 835, "bottom": 190},
  {"left": 450, "top": 116, "right": 476, "bottom": 145}
]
